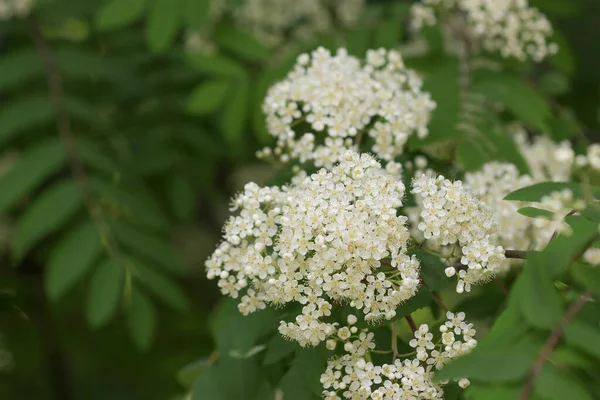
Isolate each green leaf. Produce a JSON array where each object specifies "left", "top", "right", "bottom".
[
  {"left": 0, "top": 48, "right": 43, "bottom": 91},
  {"left": 410, "top": 58, "right": 462, "bottom": 147},
  {"left": 183, "top": 0, "right": 211, "bottom": 31},
  {"left": 132, "top": 262, "right": 189, "bottom": 311},
  {"left": 458, "top": 125, "right": 529, "bottom": 174},
  {"left": 477, "top": 298, "right": 528, "bottom": 351},
  {"left": 12, "top": 180, "right": 83, "bottom": 263},
  {"left": 96, "top": 0, "right": 147, "bottom": 31},
  {"left": 395, "top": 287, "right": 432, "bottom": 317},
  {"left": 186, "top": 53, "right": 244, "bottom": 77},
  {"left": 550, "top": 30, "right": 575, "bottom": 75},
  {"left": 86, "top": 258, "right": 124, "bottom": 329},
  {"left": 457, "top": 140, "right": 488, "bottom": 171},
  {"left": 572, "top": 263, "right": 600, "bottom": 297},
  {"left": 454, "top": 287, "right": 505, "bottom": 319},
  {"left": 520, "top": 252, "right": 563, "bottom": 329},
  {"left": 434, "top": 350, "right": 531, "bottom": 382},
  {"left": 0, "top": 140, "right": 65, "bottom": 213},
  {"left": 504, "top": 181, "right": 600, "bottom": 202},
  {"left": 280, "top": 366, "right": 319, "bottom": 400},
  {"left": 541, "top": 215, "right": 599, "bottom": 277},
  {"left": 46, "top": 220, "right": 102, "bottom": 302},
  {"left": 294, "top": 345, "right": 329, "bottom": 397},
  {"left": 111, "top": 221, "right": 187, "bottom": 274},
  {"left": 518, "top": 207, "right": 554, "bottom": 219},
  {"left": 177, "top": 358, "right": 210, "bottom": 389},
  {"left": 473, "top": 73, "right": 551, "bottom": 132},
  {"left": 534, "top": 364, "right": 592, "bottom": 400},
  {"left": 263, "top": 334, "right": 297, "bottom": 365},
  {"left": 91, "top": 178, "right": 169, "bottom": 231},
  {"left": 168, "top": 175, "right": 196, "bottom": 221},
  {"left": 126, "top": 287, "right": 157, "bottom": 351},
  {"left": 549, "top": 108, "right": 579, "bottom": 141},
  {"left": 0, "top": 96, "right": 54, "bottom": 147},
  {"left": 75, "top": 139, "right": 118, "bottom": 175},
  {"left": 55, "top": 47, "right": 132, "bottom": 84},
  {"left": 220, "top": 75, "right": 249, "bottom": 146},
  {"left": 564, "top": 320, "right": 600, "bottom": 361},
  {"left": 192, "top": 367, "right": 224, "bottom": 400},
  {"left": 464, "top": 384, "right": 520, "bottom": 400},
  {"left": 539, "top": 71, "right": 570, "bottom": 96},
  {"left": 186, "top": 80, "right": 231, "bottom": 115},
  {"left": 414, "top": 250, "right": 450, "bottom": 291},
  {"left": 211, "top": 299, "right": 277, "bottom": 355},
  {"left": 146, "top": 0, "right": 182, "bottom": 52},
  {"left": 549, "top": 347, "right": 593, "bottom": 369},
  {"left": 213, "top": 24, "right": 270, "bottom": 62}
]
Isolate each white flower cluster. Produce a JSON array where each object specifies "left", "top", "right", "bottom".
[
  {"left": 206, "top": 151, "right": 421, "bottom": 347},
  {"left": 586, "top": 144, "right": 600, "bottom": 172},
  {"left": 0, "top": 0, "right": 34, "bottom": 19},
  {"left": 513, "top": 128, "right": 578, "bottom": 182},
  {"left": 259, "top": 47, "right": 436, "bottom": 168},
  {"left": 411, "top": 174, "right": 505, "bottom": 293},
  {"left": 460, "top": 129, "right": 593, "bottom": 254},
  {"left": 534, "top": 189, "right": 585, "bottom": 239},
  {"left": 583, "top": 247, "right": 600, "bottom": 266},
  {"left": 463, "top": 163, "right": 535, "bottom": 254},
  {"left": 411, "top": 0, "right": 557, "bottom": 62},
  {"left": 233, "top": 0, "right": 364, "bottom": 47},
  {"left": 321, "top": 312, "right": 476, "bottom": 399}
]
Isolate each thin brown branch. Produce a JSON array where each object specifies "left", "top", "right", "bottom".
[
  {"left": 26, "top": 18, "right": 92, "bottom": 201},
  {"left": 504, "top": 250, "right": 530, "bottom": 259},
  {"left": 405, "top": 315, "right": 417, "bottom": 333},
  {"left": 548, "top": 209, "right": 579, "bottom": 244},
  {"left": 207, "top": 350, "right": 220, "bottom": 366},
  {"left": 431, "top": 293, "right": 448, "bottom": 312},
  {"left": 26, "top": 17, "right": 124, "bottom": 263},
  {"left": 520, "top": 290, "right": 592, "bottom": 400}
]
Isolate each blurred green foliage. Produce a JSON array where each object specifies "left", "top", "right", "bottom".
[{"left": 0, "top": 0, "right": 599, "bottom": 399}]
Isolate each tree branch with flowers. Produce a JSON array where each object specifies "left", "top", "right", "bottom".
[{"left": 196, "top": 1, "right": 600, "bottom": 399}]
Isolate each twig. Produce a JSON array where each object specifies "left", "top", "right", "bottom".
[
  {"left": 520, "top": 290, "right": 592, "bottom": 400},
  {"left": 391, "top": 321, "right": 399, "bottom": 361},
  {"left": 548, "top": 210, "right": 579, "bottom": 244},
  {"left": 405, "top": 315, "right": 417, "bottom": 333},
  {"left": 504, "top": 250, "right": 530, "bottom": 259},
  {"left": 207, "top": 350, "right": 220, "bottom": 366},
  {"left": 431, "top": 293, "right": 448, "bottom": 312}
]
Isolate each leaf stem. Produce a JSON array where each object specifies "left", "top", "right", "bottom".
[{"left": 391, "top": 321, "right": 399, "bottom": 361}]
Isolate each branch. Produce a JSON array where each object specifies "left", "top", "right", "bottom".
[
  {"left": 548, "top": 209, "right": 579, "bottom": 244},
  {"left": 520, "top": 290, "right": 592, "bottom": 400},
  {"left": 431, "top": 293, "right": 448, "bottom": 312},
  {"left": 26, "top": 17, "right": 124, "bottom": 264},
  {"left": 405, "top": 315, "right": 417, "bottom": 333},
  {"left": 26, "top": 18, "right": 92, "bottom": 202},
  {"left": 505, "top": 250, "right": 530, "bottom": 259}
]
